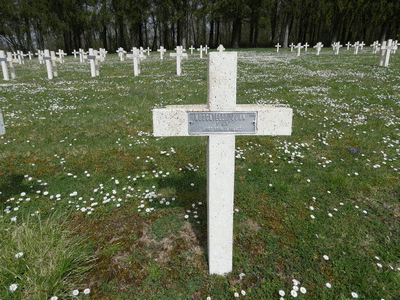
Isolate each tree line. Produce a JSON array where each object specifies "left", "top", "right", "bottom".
[{"left": 0, "top": 0, "right": 399, "bottom": 53}]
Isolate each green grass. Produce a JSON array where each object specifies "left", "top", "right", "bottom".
[
  {"left": 0, "top": 47, "right": 399, "bottom": 299},
  {"left": 0, "top": 212, "right": 95, "bottom": 299}
]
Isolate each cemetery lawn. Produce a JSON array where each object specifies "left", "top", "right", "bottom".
[{"left": 1, "top": 48, "right": 399, "bottom": 299}]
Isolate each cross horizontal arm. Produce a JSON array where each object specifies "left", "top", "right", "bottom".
[{"left": 153, "top": 105, "right": 292, "bottom": 137}]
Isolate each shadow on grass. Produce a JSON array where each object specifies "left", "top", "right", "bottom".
[
  {"left": 0, "top": 174, "right": 40, "bottom": 204},
  {"left": 157, "top": 169, "right": 208, "bottom": 255}
]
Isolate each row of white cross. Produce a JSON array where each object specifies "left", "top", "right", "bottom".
[
  {"left": 2, "top": 40, "right": 397, "bottom": 82},
  {"left": 274, "top": 40, "right": 398, "bottom": 64},
  {"left": 0, "top": 44, "right": 225, "bottom": 80}
]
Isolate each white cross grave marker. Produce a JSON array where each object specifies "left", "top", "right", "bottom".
[
  {"left": 198, "top": 45, "right": 204, "bottom": 58},
  {"left": 189, "top": 45, "right": 195, "bottom": 54},
  {"left": 295, "top": 43, "right": 303, "bottom": 56},
  {"left": 217, "top": 44, "right": 225, "bottom": 52},
  {"left": 36, "top": 50, "right": 44, "bottom": 64},
  {"left": 145, "top": 47, "right": 152, "bottom": 56},
  {"left": 87, "top": 48, "right": 99, "bottom": 77},
  {"left": 333, "top": 42, "right": 342, "bottom": 55},
  {"left": 0, "top": 108, "right": 5, "bottom": 135},
  {"left": 378, "top": 40, "right": 387, "bottom": 66},
  {"left": 275, "top": 43, "right": 281, "bottom": 53},
  {"left": 79, "top": 48, "right": 88, "bottom": 63},
  {"left": 56, "top": 49, "right": 66, "bottom": 63},
  {"left": 50, "top": 51, "right": 59, "bottom": 76},
  {"left": 127, "top": 47, "right": 146, "bottom": 76},
  {"left": 43, "top": 49, "right": 58, "bottom": 79},
  {"left": 35, "top": 50, "right": 44, "bottom": 64},
  {"left": 127, "top": 48, "right": 142, "bottom": 76},
  {"left": 353, "top": 41, "right": 360, "bottom": 54},
  {"left": 314, "top": 42, "right": 324, "bottom": 55},
  {"left": 72, "top": 49, "right": 78, "bottom": 59},
  {"left": 204, "top": 45, "right": 209, "bottom": 54},
  {"left": 27, "top": 51, "right": 33, "bottom": 60},
  {"left": 360, "top": 41, "right": 365, "bottom": 50},
  {"left": 6, "top": 52, "right": 16, "bottom": 79},
  {"left": 345, "top": 42, "right": 351, "bottom": 50},
  {"left": 392, "top": 40, "right": 398, "bottom": 54},
  {"left": 0, "top": 50, "right": 10, "bottom": 81},
  {"left": 170, "top": 46, "right": 188, "bottom": 76},
  {"left": 117, "top": 47, "right": 126, "bottom": 61},
  {"left": 379, "top": 39, "right": 396, "bottom": 67},
  {"left": 99, "top": 48, "right": 107, "bottom": 61},
  {"left": 289, "top": 43, "right": 295, "bottom": 52},
  {"left": 152, "top": 52, "right": 293, "bottom": 275},
  {"left": 17, "top": 51, "right": 24, "bottom": 64},
  {"left": 139, "top": 47, "right": 145, "bottom": 56},
  {"left": 304, "top": 42, "right": 309, "bottom": 51},
  {"left": 157, "top": 46, "right": 166, "bottom": 59}
]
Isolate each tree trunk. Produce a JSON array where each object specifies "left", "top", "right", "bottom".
[
  {"left": 209, "top": 20, "right": 214, "bottom": 48},
  {"left": 231, "top": 17, "right": 241, "bottom": 48},
  {"left": 283, "top": 15, "right": 293, "bottom": 48}
]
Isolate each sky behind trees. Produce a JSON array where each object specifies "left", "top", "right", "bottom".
[{"left": 0, "top": 0, "right": 399, "bottom": 53}]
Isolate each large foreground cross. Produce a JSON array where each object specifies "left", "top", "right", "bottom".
[{"left": 153, "top": 52, "right": 292, "bottom": 275}]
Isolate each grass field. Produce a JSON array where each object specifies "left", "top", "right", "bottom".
[{"left": 0, "top": 47, "right": 399, "bottom": 299}]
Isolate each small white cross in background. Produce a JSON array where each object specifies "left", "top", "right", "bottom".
[
  {"left": 379, "top": 39, "right": 396, "bottom": 67},
  {"left": 170, "top": 46, "right": 188, "bottom": 76},
  {"left": 275, "top": 43, "right": 281, "bottom": 53},
  {"left": 145, "top": 47, "right": 152, "bottom": 56},
  {"left": 43, "top": 49, "right": 58, "bottom": 79},
  {"left": 87, "top": 48, "right": 100, "bottom": 77},
  {"left": 352, "top": 41, "right": 360, "bottom": 54},
  {"left": 295, "top": 43, "right": 303, "bottom": 56},
  {"left": 116, "top": 47, "right": 126, "bottom": 61},
  {"left": 314, "top": 42, "right": 324, "bottom": 56},
  {"left": 157, "top": 46, "right": 166, "bottom": 60},
  {"left": 198, "top": 45, "right": 204, "bottom": 58}
]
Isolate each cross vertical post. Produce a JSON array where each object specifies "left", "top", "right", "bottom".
[{"left": 206, "top": 53, "right": 237, "bottom": 275}]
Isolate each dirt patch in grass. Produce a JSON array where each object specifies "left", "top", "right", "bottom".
[{"left": 67, "top": 208, "right": 207, "bottom": 298}]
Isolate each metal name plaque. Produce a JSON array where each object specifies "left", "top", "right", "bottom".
[
  {"left": 43, "top": 57, "right": 52, "bottom": 61},
  {"left": 0, "top": 58, "right": 6, "bottom": 62},
  {"left": 188, "top": 112, "right": 257, "bottom": 135},
  {"left": 87, "top": 55, "right": 96, "bottom": 59}
]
